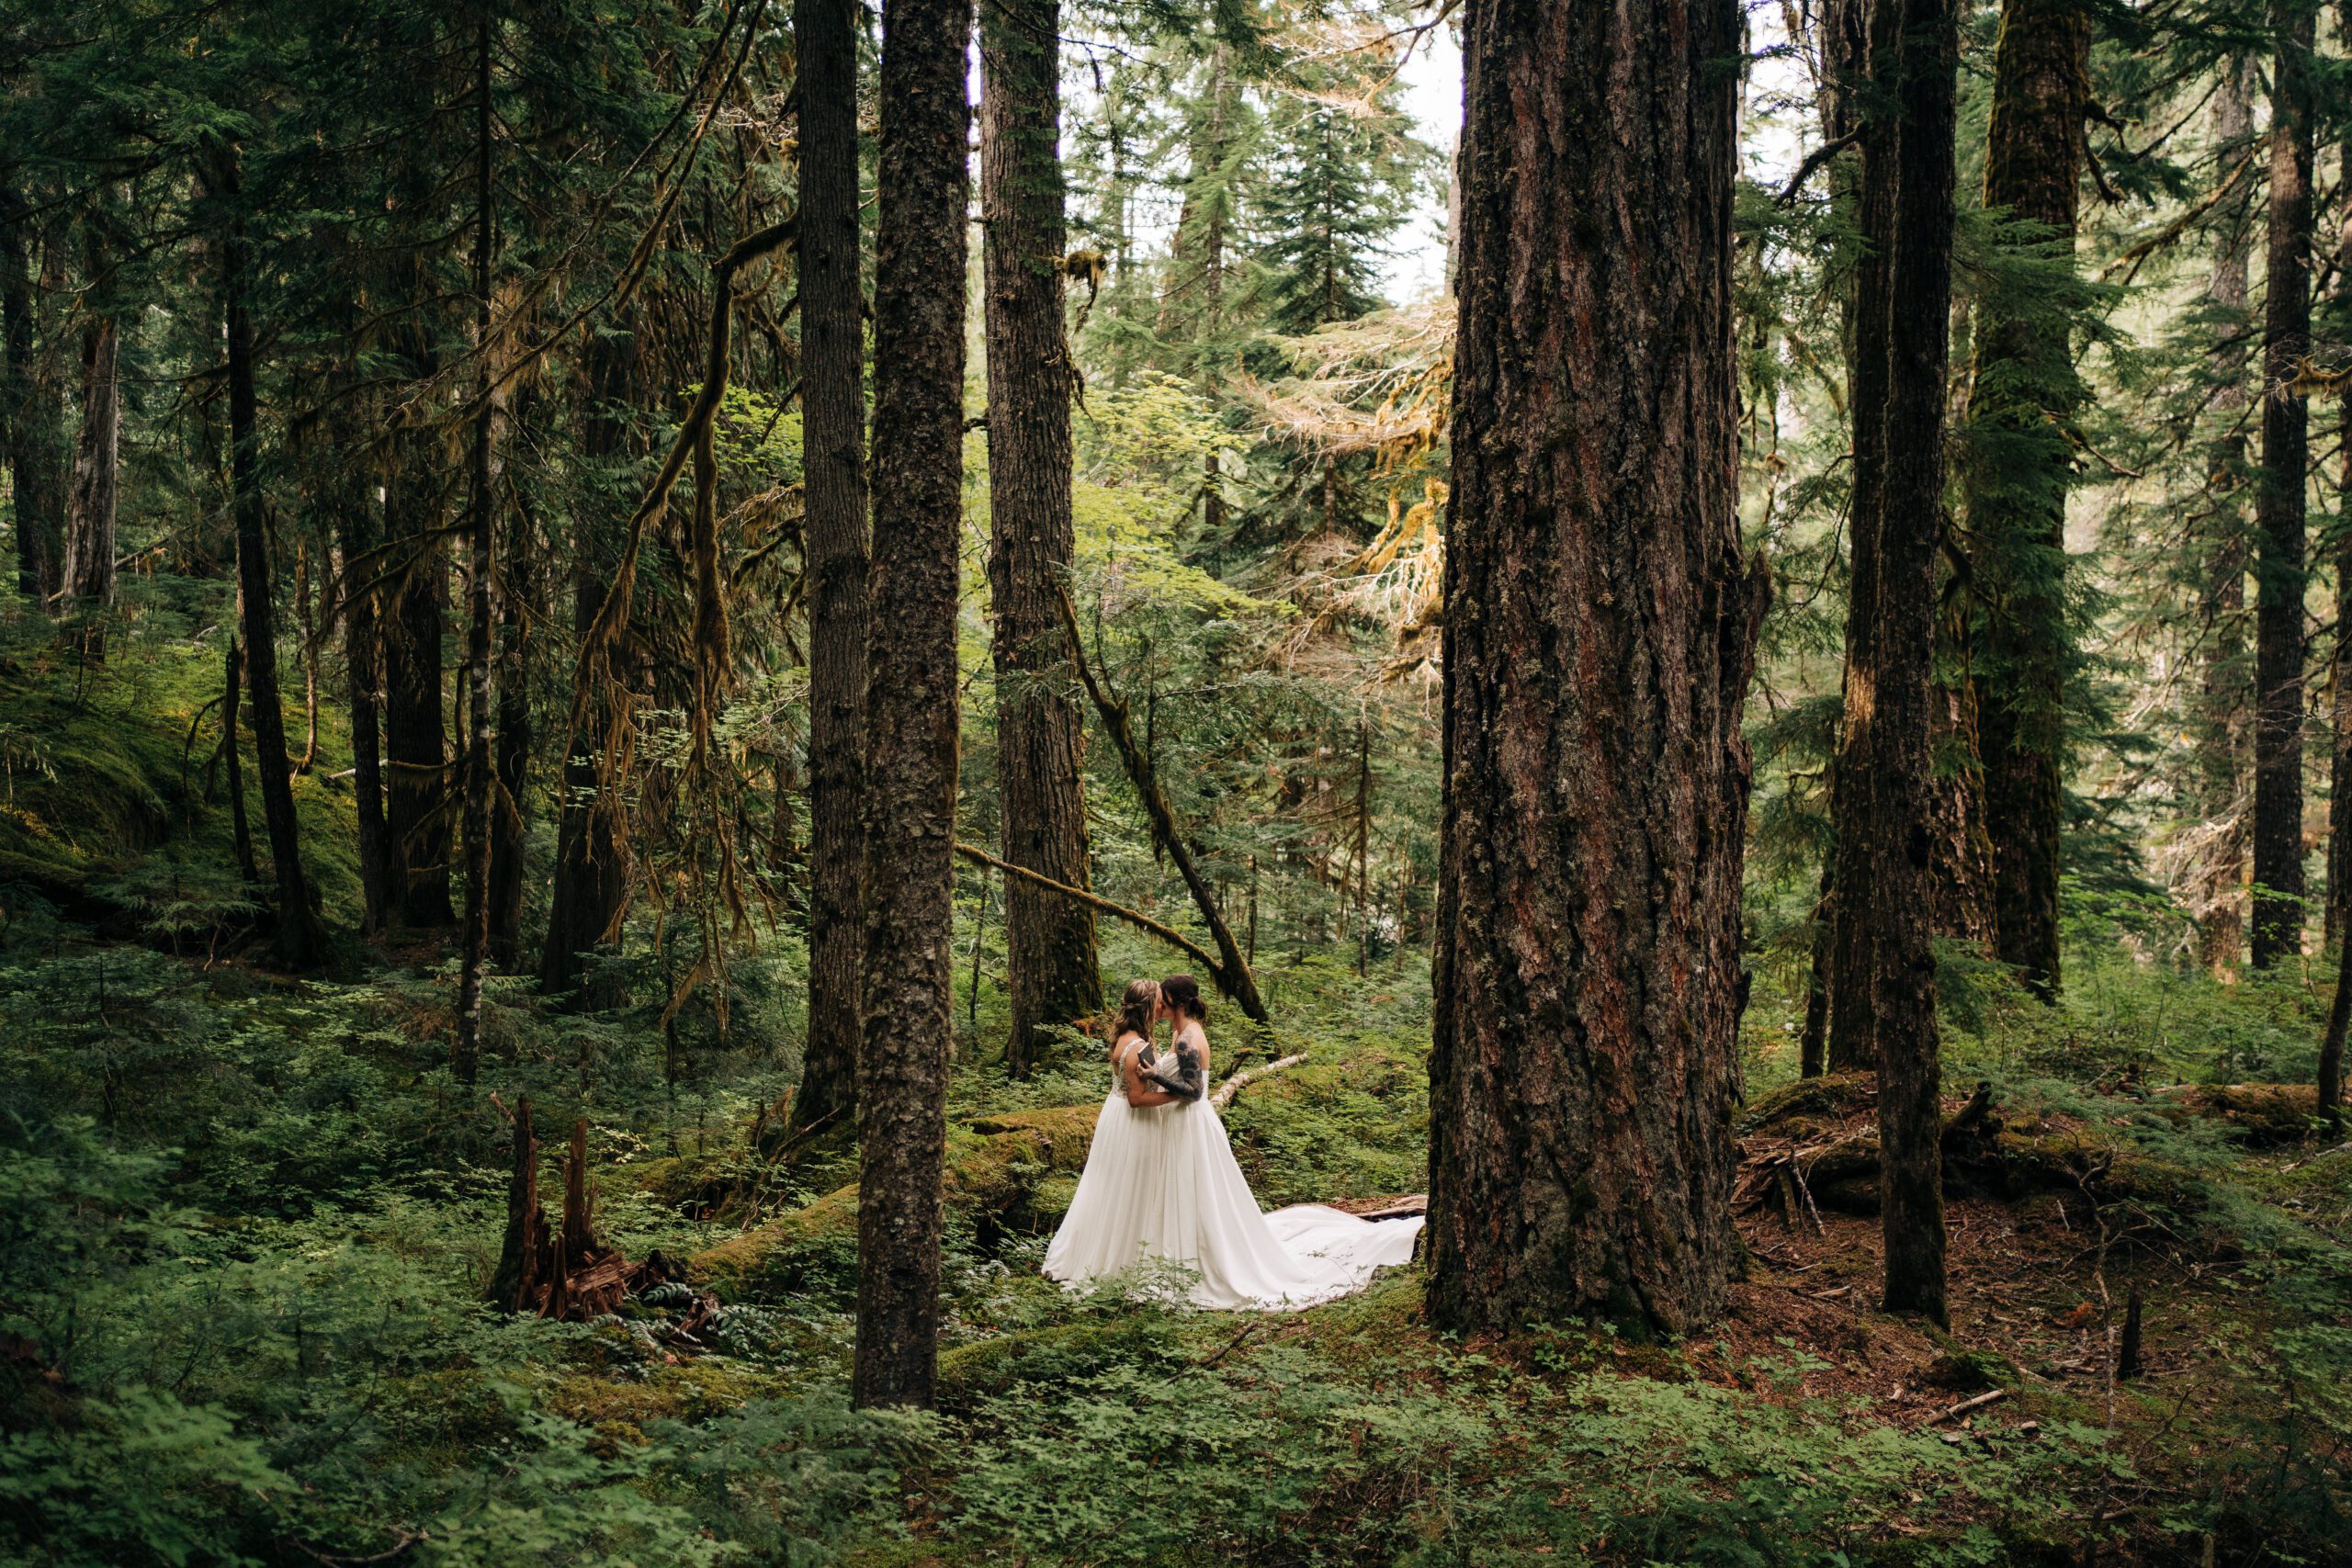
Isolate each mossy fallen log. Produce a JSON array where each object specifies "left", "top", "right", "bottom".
[
  {"left": 692, "top": 1103, "right": 1101, "bottom": 1299},
  {"left": 1739, "top": 1075, "right": 2214, "bottom": 1233},
  {"left": 1737, "top": 1073, "right": 1878, "bottom": 1138},
  {"left": 2144, "top": 1083, "right": 2324, "bottom": 1145}
]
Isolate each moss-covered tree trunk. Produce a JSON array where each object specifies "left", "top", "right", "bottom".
[
  {"left": 1963, "top": 0, "right": 2087, "bottom": 999},
  {"left": 2250, "top": 0, "right": 2315, "bottom": 969},
  {"left": 1428, "top": 0, "right": 1761, "bottom": 1337},
  {"left": 540, "top": 321, "right": 640, "bottom": 1001},
  {"left": 982, "top": 0, "right": 1100, "bottom": 1077},
  {"left": 790, "top": 0, "right": 869, "bottom": 1140},
  {"left": 854, "top": 0, "right": 971, "bottom": 1411}
]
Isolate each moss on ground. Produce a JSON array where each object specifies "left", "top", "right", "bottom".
[{"left": 695, "top": 1103, "right": 1102, "bottom": 1299}]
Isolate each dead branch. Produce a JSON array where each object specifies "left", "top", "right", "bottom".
[
  {"left": 1924, "top": 1388, "right": 2007, "bottom": 1426},
  {"left": 1054, "top": 582, "right": 1267, "bottom": 1022},
  {"left": 1211, "top": 1052, "right": 1306, "bottom": 1110},
  {"left": 955, "top": 840, "right": 1227, "bottom": 978}
]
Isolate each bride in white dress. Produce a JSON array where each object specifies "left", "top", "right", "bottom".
[{"left": 1043, "top": 976, "right": 1423, "bottom": 1311}]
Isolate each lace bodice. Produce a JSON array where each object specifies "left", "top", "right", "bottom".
[
  {"left": 1109, "top": 1036, "right": 1146, "bottom": 1100},
  {"left": 1109, "top": 1033, "right": 1204, "bottom": 1102}
]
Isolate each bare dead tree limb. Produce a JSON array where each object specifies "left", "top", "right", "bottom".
[
  {"left": 954, "top": 840, "right": 1227, "bottom": 979},
  {"left": 1211, "top": 1052, "right": 1306, "bottom": 1110},
  {"left": 1053, "top": 582, "right": 1268, "bottom": 1021}
]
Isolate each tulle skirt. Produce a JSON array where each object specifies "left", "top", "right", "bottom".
[{"left": 1043, "top": 1091, "right": 1424, "bottom": 1311}]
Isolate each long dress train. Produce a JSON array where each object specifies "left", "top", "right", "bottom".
[{"left": 1043, "top": 1049, "right": 1423, "bottom": 1311}]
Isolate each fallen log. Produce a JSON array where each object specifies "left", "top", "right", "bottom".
[
  {"left": 1737, "top": 1077, "right": 2212, "bottom": 1230},
  {"left": 695, "top": 1104, "right": 1100, "bottom": 1297},
  {"left": 1211, "top": 1052, "right": 1306, "bottom": 1110},
  {"left": 2145, "top": 1083, "right": 2324, "bottom": 1145}
]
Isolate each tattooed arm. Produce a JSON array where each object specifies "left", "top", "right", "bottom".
[{"left": 1137, "top": 1035, "right": 1204, "bottom": 1101}]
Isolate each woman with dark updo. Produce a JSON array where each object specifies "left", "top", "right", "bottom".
[{"left": 1044, "top": 972, "right": 1422, "bottom": 1310}]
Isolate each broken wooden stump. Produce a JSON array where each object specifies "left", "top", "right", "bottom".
[{"left": 489, "top": 1105, "right": 674, "bottom": 1324}]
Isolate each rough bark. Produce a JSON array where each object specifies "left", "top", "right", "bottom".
[
  {"left": 2250, "top": 0, "right": 2315, "bottom": 969},
  {"left": 2194, "top": 63, "right": 2256, "bottom": 973},
  {"left": 790, "top": 0, "right": 869, "bottom": 1140},
  {"left": 219, "top": 164, "right": 327, "bottom": 969},
  {"left": 1428, "top": 0, "right": 1761, "bottom": 1337},
  {"left": 490, "top": 518, "right": 532, "bottom": 972},
  {"left": 1, "top": 186, "right": 64, "bottom": 603},
  {"left": 2323, "top": 922, "right": 2349, "bottom": 1126},
  {"left": 1824, "top": 0, "right": 1903, "bottom": 1076},
  {"left": 2324, "top": 21, "right": 2351, "bottom": 1122},
  {"left": 854, "top": 0, "right": 970, "bottom": 1412},
  {"left": 1801, "top": 855, "right": 1833, "bottom": 1077},
  {"left": 1927, "top": 621, "right": 1998, "bottom": 948},
  {"left": 540, "top": 321, "right": 639, "bottom": 999},
  {"left": 2328, "top": 28, "right": 2352, "bottom": 955},
  {"left": 982, "top": 0, "right": 1100, "bottom": 1076},
  {"left": 1861, "top": 0, "right": 1960, "bottom": 1325},
  {"left": 222, "top": 630, "right": 259, "bottom": 885},
  {"left": 334, "top": 475, "right": 391, "bottom": 936},
  {"left": 1963, "top": 0, "right": 2086, "bottom": 998},
  {"left": 384, "top": 419, "right": 454, "bottom": 929},
  {"left": 62, "top": 302, "right": 119, "bottom": 608},
  {"left": 456, "top": 13, "right": 499, "bottom": 1086}
]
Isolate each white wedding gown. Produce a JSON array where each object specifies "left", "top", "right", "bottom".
[{"left": 1043, "top": 1045, "right": 1424, "bottom": 1311}]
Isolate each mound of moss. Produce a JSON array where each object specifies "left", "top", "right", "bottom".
[{"left": 694, "top": 1103, "right": 1101, "bottom": 1299}]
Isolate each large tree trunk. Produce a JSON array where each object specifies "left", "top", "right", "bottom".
[
  {"left": 1824, "top": 0, "right": 1902, "bottom": 1077},
  {"left": 540, "top": 320, "right": 640, "bottom": 1001},
  {"left": 854, "top": 0, "right": 970, "bottom": 1411},
  {"left": 1428, "top": 0, "right": 1760, "bottom": 1337},
  {"left": 2194, "top": 62, "right": 2256, "bottom": 973},
  {"left": 222, "top": 630, "right": 259, "bottom": 885},
  {"left": 2250, "top": 0, "right": 2315, "bottom": 969},
  {"left": 982, "top": 0, "right": 1101, "bottom": 1077},
  {"left": 384, "top": 420, "right": 455, "bottom": 929},
  {"left": 2333, "top": 23, "right": 2352, "bottom": 957},
  {"left": 62, "top": 294, "right": 119, "bottom": 609},
  {"left": 1962, "top": 0, "right": 2086, "bottom": 998},
  {"left": 490, "top": 516, "right": 532, "bottom": 972},
  {"left": 1926, "top": 624, "right": 1998, "bottom": 947},
  {"left": 790, "top": 0, "right": 868, "bottom": 1139},
  {"left": 334, "top": 468, "right": 392, "bottom": 935},
  {"left": 219, "top": 166, "right": 327, "bottom": 969},
  {"left": 2322, "top": 6, "right": 2351, "bottom": 1122},
  {"left": 1857, "top": 0, "right": 1960, "bottom": 1325},
  {"left": 455, "top": 12, "right": 499, "bottom": 1086},
  {"left": 1, "top": 187, "right": 64, "bottom": 604}
]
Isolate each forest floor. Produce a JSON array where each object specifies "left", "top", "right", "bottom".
[{"left": 1, "top": 640, "right": 2346, "bottom": 1563}]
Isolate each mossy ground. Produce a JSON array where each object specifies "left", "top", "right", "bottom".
[{"left": 2, "top": 623, "right": 2347, "bottom": 1563}]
